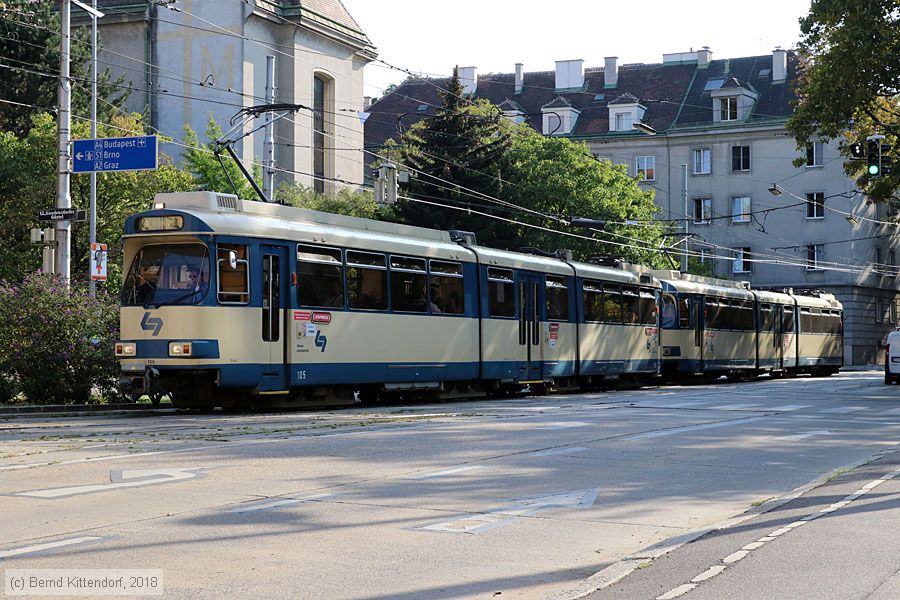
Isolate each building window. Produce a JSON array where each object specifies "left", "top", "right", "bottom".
[
  {"left": 636, "top": 156, "right": 655, "bottom": 181},
  {"left": 692, "top": 148, "right": 711, "bottom": 174},
  {"left": 890, "top": 250, "right": 896, "bottom": 274},
  {"left": 732, "top": 247, "right": 752, "bottom": 273},
  {"left": 313, "top": 74, "right": 329, "bottom": 194},
  {"left": 876, "top": 298, "right": 884, "bottom": 323},
  {"left": 876, "top": 248, "right": 884, "bottom": 273},
  {"left": 732, "top": 196, "right": 751, "bottom": 223},
  {"left": 806, "top": 244, "right": 822, "bottom": 270},
  {"left": 719, "top": 97, "right": 738, "bottom": 121},
  {"left": 806, "top": 192, "right": 825, "bottom": 219},
  {"left": 892, "top": 298, "right": 898, "bottom": 324},
  {"left": 731, "top": 145, "right": 750, "bottom": 171},
  {"left": 805, "top": 141, "right": 824, "bottom": 167},
  {"left": 693, "top": 197, "right": 711, "bottom": 224},
  {"left": 615, "top": 112, "right": 633, "bottom": 131}
]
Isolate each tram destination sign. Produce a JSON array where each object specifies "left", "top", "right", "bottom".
[
  {"left": 38, "top": 208, "right": 87, "bottom": 222},
  {"left": 72, "top": 135, "right": 158, "bottom": 173}
]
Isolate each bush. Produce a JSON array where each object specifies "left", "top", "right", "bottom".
[{"left": 0, "top": 273, "right": 120, "bottom": 404}]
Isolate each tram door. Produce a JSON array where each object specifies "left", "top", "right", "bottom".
[
  {"left": 518, "top": 274, "right": 543, "bottom": 382},
  {"left": 692, "top": 296, "right": 704, "bottom": 364},
  {"left": 260, "top": 245, "right": 289, "bottom": 391},
  {"left": 773, "top": 304, "right": 785, "bottom": 370}
]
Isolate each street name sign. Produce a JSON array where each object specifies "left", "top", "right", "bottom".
[
  {"left": 37, "top": 208, "right": 86, "bottom": 222},
  {"left": 72, "top": 135, "right": 158, "bottom": 173}
]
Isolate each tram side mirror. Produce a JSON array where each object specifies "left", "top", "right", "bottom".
[{"left": 228, "top": 251, "right": 237, "bottom": 270}]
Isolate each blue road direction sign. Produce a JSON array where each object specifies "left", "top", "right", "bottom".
[{"left": 72, "top": 136, "right": 158, "bottom": 173}]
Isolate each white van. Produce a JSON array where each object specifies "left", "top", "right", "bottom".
[{"left": 885, "top": 330, "right": 900, "bottom": 384}]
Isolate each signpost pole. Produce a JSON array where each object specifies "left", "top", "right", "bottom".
[
  {"left": 89, "top": 0, "right": 98, "bottom": 298},
  {"left": 55, "top": 0, "right": 72, "bottom": 285}
]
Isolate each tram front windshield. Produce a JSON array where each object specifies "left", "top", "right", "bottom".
[{"left": 121, "top": 244, "right": 210, "bottom": 307}]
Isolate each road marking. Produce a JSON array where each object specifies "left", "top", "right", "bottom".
[
  {"left": 691, "top": 565, "right": 726, "bottom": 582},
  {"left": 777, "top": 430, "right": 833, "bottom": 441},
  {"left": 879, "top": 407, "right": 900, "bottom": 415},
  {"left": 708, "top": 403, "right": 762, "bottom": 411},
  {"left": 405, "top": 465, "right": 484, "bottom": 480},
  {"left": 420, "top": 488, "right": 599, "bottom": 535},
  {"left": 531, "top": 446, "right": 588, "bottom": 457},
  {"left": 657, "top": 584, "right": 696, "bottom": 599},
  {"left": 13, "top": 468, "right": 200, "bottom": 499},
  {"left": 660, "top": 401, "right": 708, "bottom": 409},
  {"left": 768, "top": 404, "right": 811, "bottom": 412},
  {"left": 623, "top": 417, "right": 765, "bottom": 441},
  {"left": 0, "top": 537, "right": 103, "bottom": 559},
  {"left": 655, "top": 463, "right": 900, "bottom": 600},
  {"left": 820, "top": 406, "right": 866, "bottom": 414},
  {"left": 534, "top": 421, "right": 591, "bottom": 430},
  {"left": 228, "top": 493, "right": 340, "bottom": 514}
]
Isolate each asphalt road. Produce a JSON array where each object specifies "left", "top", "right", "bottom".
[{"left": 1, "top": 371, "right": 898, "bottom": 599}]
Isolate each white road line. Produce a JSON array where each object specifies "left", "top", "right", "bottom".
[
  {"left": 530, "top": 446, "right": 588, "bottom": 457},
  {"left": 777, "top": 430, "right": 832, "bottom": 441},
  {"left": 820, "top": 406, "right": 866, "bottom": 414},
  {"left": 0, "top": 537, "right": 103, "bottom": 559},
  {"left": 723, "top": 549, "right": 750, "bottom": 564},
  {"left": 768, "top": 404, "right": 812, "bottom": 412},
  {"left": 623, "top": 417, "right": 765, "bottom": 441},
  {"left": 405, "top": 465, "right": 484, "bottom": 480},
  {"left": 708, "top": 403, "right": 762, "bottom": 411},
  {"left": 660, "top": 401, "right": 708, "bottom": 409},
  {"left": 534, "top": 422, "right": 590, "bottom": 430},
  {"left": 691, "top": 565, "right": 726, "bottom": 582},
  {"left": 879, "top": 407, "right": 900, "bottom": 415},
  {"left": 657, "top": 583, "right": 697, "bottom": 599},
  {"left": 228, "top": 493, "right": 340, "bottom": 514}
]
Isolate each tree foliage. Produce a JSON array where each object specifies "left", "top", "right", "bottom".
[
  {"left": 182, "top": 118, "right": 263, "bottom": 200},
  {"left": 787, "top": 0, "right": 900, "bottom": 200},
  {"left": 386, "top": 69, "right": 666, "bottom": 265},
  {"left": 277, "top": 182, "right": 384, "bottom": 219},
  {"left": 0, "top": 112, "right": 194, "bottom": 289},
  {"left": 0, "top": 0, "right": 130, "bottom": 135}
]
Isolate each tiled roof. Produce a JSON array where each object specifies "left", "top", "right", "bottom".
[
  {"left": 499, "top": 98, "right": 525, "bottom": 113},
  {"left": 609, "top": 92, "right": 641, "bottom": 105},
  {"left": 542, "top": 96, "right": 576, "bottom": 110},
  {"left": 365, "top": 52, "right": 797, "bottom": 153}
]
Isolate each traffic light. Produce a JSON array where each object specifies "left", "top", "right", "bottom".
[
  {"left": 881, "top": 143, "right": 893, "bottom": 176},
  {"left": 849, "top": 141, "right": 864, "bottom": 159},
  {"left": 867, "top": 140, "right": 881, "bottom": 177}
]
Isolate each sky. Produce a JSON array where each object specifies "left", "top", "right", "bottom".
[{"left": 341, "top": 0, "right": 813, "bottom": 97}]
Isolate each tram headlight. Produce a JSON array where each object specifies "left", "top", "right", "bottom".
[
  {"left": 169, "top": 342, "right": 193, "bottom": 357},
  {"left": 115, "top": 342, "right": 136, "bottom": 357}
]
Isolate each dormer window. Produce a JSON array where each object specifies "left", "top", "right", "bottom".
[
  {"left": 615, "top": 113, "right": 633, "bottom": 131},
  {"left": 607, "top": 93, "right": 646, "bottom": 133},
  {"left": 719, "top": 97, "right": 738, "bottom": 121},
  {"left": 541, "top": 96, "right": 580, "bottom": 135}
]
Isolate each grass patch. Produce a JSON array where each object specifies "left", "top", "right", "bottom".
[
  {"left": 751, "top": 497, "right": 775, "bottom": 507},
  {"left": 825, "top": 467, "right": 851, "bottom": 483},
  {"left": 635, "top": 561, "right": 653, "bottom": 570}
]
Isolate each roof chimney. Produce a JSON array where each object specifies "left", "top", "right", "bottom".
[
  {"left": 772, "top": 47, "right": 787, "bottom": 83},
  {"left": 697, "top": 46, "right": 712, "bottom": 68},
  {"left": 555, "top": 59, "right": 584, "bottom": 90},
  {"left": 604, "top": 56, "right": 618, "bottom": 88},
  {"left": 515, "top": 63, "right": 524, "bottom": 94},
  {"left": 458, "top": 66, "right": 478, "bottom": 95}
]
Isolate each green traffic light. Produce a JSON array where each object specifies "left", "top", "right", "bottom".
[{"left": 869, "top": 164, "right": 881, "bottom": 175}]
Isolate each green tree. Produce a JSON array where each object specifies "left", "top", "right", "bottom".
[
  {"left": 392, "top": 67, "right": 517, "bottom": 245},
  {"left": 277, "top": 182, "right": 383, "bottom": 219},
  {"left": 182, "top": 118, "right": 262, "bottom": 200},
  {"left": 499, "top": 128, "right": 667, "bottom": 266},
  {"left": 0, "top": 0, "right": 129, "bottom": 135},
  {"left": 0, "top": 112, "right": 194, "bottom": 289},
  {"left": 787, "top": 0, "right": 900, "bottom": 200}
]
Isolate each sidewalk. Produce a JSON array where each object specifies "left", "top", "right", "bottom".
[{"left": 583, "top": 450, "right": 900, "bottom": 600}]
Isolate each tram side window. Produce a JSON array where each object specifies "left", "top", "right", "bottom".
[
  {"left": 603, "top": 284, "right": 624, "bottom": 323},
  {"left": 347, "top": 251, "right": 387, "bottom": 310},
  {"left": 430, "top": 260, "right": 465, "bottom": 314},
  {"left": 488, "top": 268, "right": 515, "bottom": 317},
  {"left": 216, "top": 244, "right": 249, "bottom": 304},
  {"left": 297, "top": 245, "right": 343, "bottom": 308},
  {"left": 546, "top": 276, "right": 569, "bottom": 320},
  {"left": 639, "top": 288, "right": 657, "bottom": 325},
  {"left": 738, "top": 300, "right": 754, "bottom": 331},
  {"left": 622, "top": 286, "right": 641, "bottom": 324},
  {"left": 678, "top": 298, "right": 690, "bottom": 328},
  {"left": 759, "top": 304, "right": 773, "bottom": 331},
  {"left": 829, "top": 311, "right": 844, "bottom": 335},
  {"left": 660, "top": 294, "right": 677, "bottom": 329},
  {"left": 583, "top": 281, "right": 603, "bottom": 322},
  {"left": 799, "top": 307, "right": 814, "bottom": 333},
  {"left": 391, "top": 256, "right": 428, "bottom": 312},
  {"left": 784, "top": 308, "right": 796, "bottom": 333}
]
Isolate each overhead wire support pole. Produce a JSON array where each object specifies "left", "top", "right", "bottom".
[
  {"left": 55, "top": 0, "right": 72, "bottom": 284},
  {"left": 681, "top": 163, "right": 689, "bottom": 273},
  {"left": 89, "top": 0, "right": 99, "bottom": 297},
  {"left": 262, "top": 55, "right": 276, "bottom": 202}
]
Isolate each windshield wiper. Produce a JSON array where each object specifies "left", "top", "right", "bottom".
[{"left": 146, "top": 289, "right": 202, "bottom": 309}]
